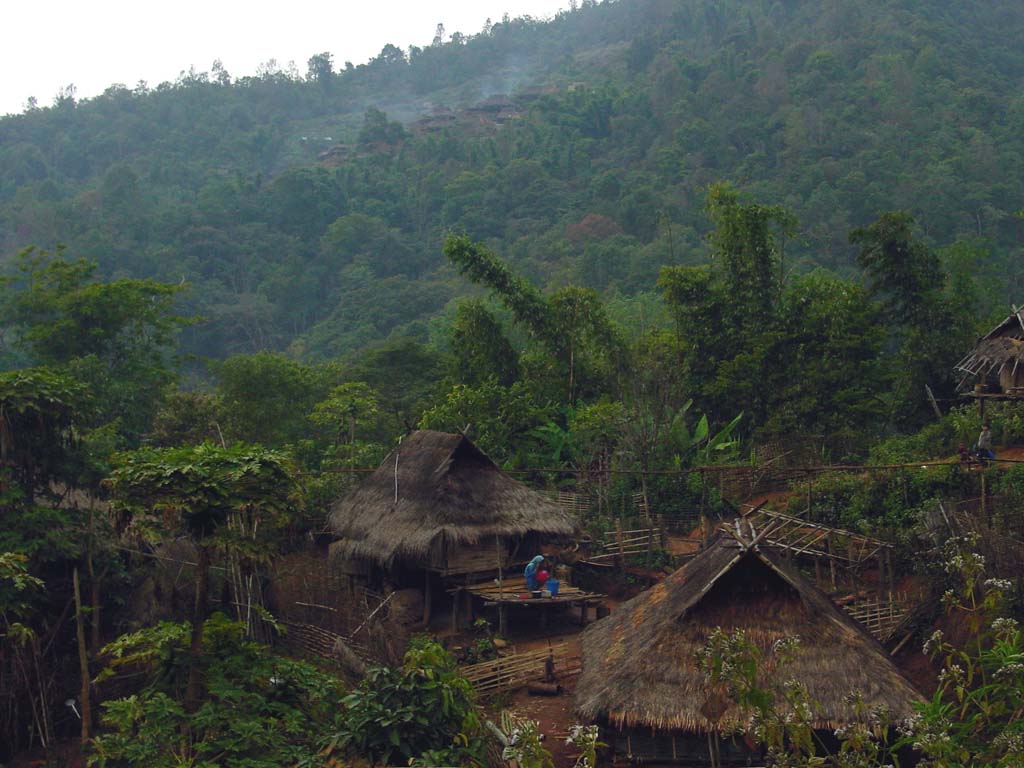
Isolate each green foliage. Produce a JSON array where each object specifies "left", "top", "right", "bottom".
[
  {"left": 2, "top": 0, "right": 1023, "bottom": 366},
  {"left": 148, "top": 389, "right": 223, "bottom": 447},
  {"left": 498, "top": 713, "right": 555, "bottom": 768},
  {"left": 4, "top": 247, "right": 188, "bottom": 438},
  {"left": 791, "top": 465, "right": 973, "bottom": 535},
  {"left": 660, "top": 187, "right": 894, "bottom": 444},
  {"left": 308, "top": 381, "right": 381, "bottom": 445},
  {"left": 420, "top": 380, "right": 553, "bottom": 466},
  {"left": 450, "top": 299, "right": 519, "bottom": 387},
  {"left": 106, "top": 441, "right": 297, "bottom": 541},
  {"left": 329, "top": 637, "right": 487, "bottom": 766},
  {"left": 0, "top": 552, "right": 43, "bottom": 636},
  {"left": 443, "top": 236, "right": 625, "bottom": 403},
  {"left": 850, "top": 212, "right": 944, "bottom": 326},
  {"left": 0, "top": 365, "right": 89, "bottom": 499},
  {"left": 705, "top": 181, "right": 797, "bottom": 325},
  {"left": 90, "top": 614, "right": 344, "bottom": 768},
  {"left": 214, "top": 352, "right": 328, "bottom": 446},
  {"left": 699, "top": 628, "right": 906, "bottom": 767},
  {"left": 342, "top": 337, "right": 447, "bottom": 435},
  {"left": 8, "top": 248, "right": 186, "bottom": 365},
  {"left": 905, "top": 539, "right": 1024, "bottom": 767}
]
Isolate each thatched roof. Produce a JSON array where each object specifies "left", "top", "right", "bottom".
[
  {"left": 575, "top": 535, "right": 922, "bottom": 733},
  {"left": 955, "top": 308, "right": 1024, "bottom": 382},
  {"left": 327, "top": 430, "right": 575, "bottom": 565}
]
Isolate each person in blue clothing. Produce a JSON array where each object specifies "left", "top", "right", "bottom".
[{"left": 524, "top": 555, "right": 545, "bottom": 590}]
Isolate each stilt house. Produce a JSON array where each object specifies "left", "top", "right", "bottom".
[
  {"left": 956, "top": 307, "right": 1024, "bottom": 397},
  {"left": 327, "top": 430, "right": 576, "bottom": 622},
  {"left": 575, "top": 533, "right": 922, "bottom": 766}
]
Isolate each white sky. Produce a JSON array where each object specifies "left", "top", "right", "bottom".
[{"left": 1, "top": 0, "right": 570, "bottom": 117}]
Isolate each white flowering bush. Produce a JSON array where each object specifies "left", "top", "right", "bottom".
[
  {"left": 697, "top": 632, "right": 896, "bottom": 767},
  {"left": 566, "top": 724, "right": 603, "bottom": 768},
  {"left": 499, "top": 713, "right": 554, "bottom": 768},
  {"left": 694, "top": 538, "right": 1024, "bottom": 768},
  {"left": 901, "top": 540, "right": 1024, "bottom": 767}
]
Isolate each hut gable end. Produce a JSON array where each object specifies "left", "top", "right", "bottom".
[
  {"left": 575, "top": 536, "right": 922, "bottom": 734},
  {"left": 956, "top": 307, "right": 1024, "bottom": 391}
]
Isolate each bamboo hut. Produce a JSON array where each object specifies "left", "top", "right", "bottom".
[
  {"left": 575, "top": 533, "right": 922, "bottom": 766},
  {"left": 327, "top": 430, "right": 576, "bottom": 622},
  {"left": 956, "top": 307, "right": 1024, "bottom": 399}
]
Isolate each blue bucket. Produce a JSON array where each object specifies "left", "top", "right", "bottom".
[{"left": 547, "top": 579, "right": 560, "bottom": 597}]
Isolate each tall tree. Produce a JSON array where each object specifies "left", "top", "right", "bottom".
[
  {"left": 106, "top": 443, "right": 296, "bottom": 715},
  {"left": 4, "top": 247, "right": 188, "bottom": 439}
]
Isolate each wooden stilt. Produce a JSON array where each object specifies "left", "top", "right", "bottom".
[
  {"left": 451, "top": 585, "right": 459, "bottom": 633},
  {"left": 423, "top": 570, "right": 432, "bottom": 626},
  {"left": 616, "top": 518, "right": 625, "bottom": 572},
  {"left": 827, "top": 537, "right": 837, "bottom": 591},
  {"left": 981, "top": 470, "right": 988, "bottom": 524}
]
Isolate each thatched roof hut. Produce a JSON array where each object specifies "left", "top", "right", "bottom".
[
  {"left": 327, "top": 430, "right": 576, "bottom": 570},
  {"left": 575, "top": 534, "right": 922, "bottom": 735},
  {"left": 956, "top": 308, "right": 1024, "bottom": 394}
]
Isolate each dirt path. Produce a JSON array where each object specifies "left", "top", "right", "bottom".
[{"left": 503, "top": 633, "right": 584, "bottom": 768}]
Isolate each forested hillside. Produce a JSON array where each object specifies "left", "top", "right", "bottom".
[
  {"left": 2, "top": 0, "right": 1023, "bottom": 361},
  {"left": 7, "top": 2, "right": 1024, "bottom": 765}
]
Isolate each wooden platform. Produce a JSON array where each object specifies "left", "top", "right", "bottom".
[{"left": 461, "top": 576, "right": 603, "bottom": 606}]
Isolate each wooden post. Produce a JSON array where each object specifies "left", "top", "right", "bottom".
[
  {"left": 496, "top": 536, "right": 504, "bottom": 599},
  {"left": 73, "top": 567, "right": 91, "bottom": 743},
  {"left": 495, "top": 536, "right": 506, "bottom": 636},
  {"left": 451, "top": 585, "right": 460, "bottom": 633},
  {"left": 981, "top": 469, "right": 988, "bottom": 524},
  {"left": 827, "top": 536, "right": 837, "bottom": 591},
  {"left": 806, "top": 472, "right": 813, "bottom": 520},
  {"left": 422, "top": 570, "right": 432, "bottom": 626},
  {"left": 645, "top": 522, "right": 653, "bottom": 568},
  {"left": 658, "top": 514, "right": 668, "bottom": 549},
  {"left": 616, "top": 518, "right": 625, "bottom": 571},
  {"left": 925, "top": 385, "right": 943, "bottom": 419}
]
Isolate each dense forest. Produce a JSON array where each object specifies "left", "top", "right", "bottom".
[
  {"left": 2, "top": 0, "right": 1023, "bottom": 362},
  {"left": 2, "top": 0, "right": 1024, "bottom": 766}
]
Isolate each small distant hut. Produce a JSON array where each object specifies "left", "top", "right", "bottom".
[
  {"left": 575, "top": 534, "right": 922, "bottom": 766},
  {"left": 956, "top": 308, "right": 1024, "bottom": 408},
  {"left": 327, "top": 430, "right": 576, "bottom": 623}
]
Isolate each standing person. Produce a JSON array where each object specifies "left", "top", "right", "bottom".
[
  {"left": 977, "top": 423, "right": 995, "bottom": 460},
  {"left": 524, "top": 555, "right": 544, "bottom": 590}
]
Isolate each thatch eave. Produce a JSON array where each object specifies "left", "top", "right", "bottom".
[{"left": 327, "top": 430, "right": 576, "bottom": 567}]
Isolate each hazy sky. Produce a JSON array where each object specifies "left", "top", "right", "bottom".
[{"left": 2, "top": 0, "right": 570, "bottom": 117}]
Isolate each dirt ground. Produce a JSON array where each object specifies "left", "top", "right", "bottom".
[{"left": 483, "top": 624, "right": 587, "bottom": 768}]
